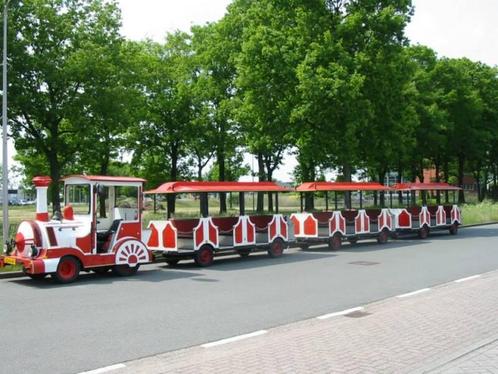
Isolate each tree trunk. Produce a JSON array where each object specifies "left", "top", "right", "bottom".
[
  {"left": 167, "top": 144, "right": 179, "bottom": 215},
  {"left": 257, "top": 153, "right": 265, "bottom": 212},
  {"left": 98, "top": 153, "right": 110, "bottom": 218},
  {"left": 265, "top": 156, "right": 274, "bottom": 213},
  {"left": 457, "top": 155, "right": 465, "bottom": 204},
  {"left": 474, "top": 169, "right": 482, "bottom": 202},
  {"left": 343, "top": 163, "right": 352, "bottom": 209},
  {"left": 493, "top": 165, "right": 498, "bottom": 201},
  {"left": 444, "top": 160, "right": 450, "bottom": 204},
  {"left": 378, "top": 170, "right": 385, "bottom": 207},
  {"left": 218, "top": 148, "right": 226, "bottom": 214},
  {"left": 47, "top": 151, "right": 61, "bottom": 215},
  {"left": 197, "top": 155, "right": 203, "bottom": 181},
  {"left": 397, "top": 164, "right": 403, "bottom": 205}
]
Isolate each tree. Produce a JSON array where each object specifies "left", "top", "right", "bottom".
[
  {"left": 7, "top": 0, "right": 123, "bottom": 212},
  {"left": 431, "top": 58, "right": 485, "bottom": 203},
  {"left": 129, "top": 33, "right": 197, "bottom": 213},
  {"left": 192, "top": 22, "right": 242, "bottom": 213}
]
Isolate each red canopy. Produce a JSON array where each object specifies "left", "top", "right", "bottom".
[
  {"left": 62, "top": 175, "right": 146, "bottom": 183},
  {"left": 145, "top": 181, "right": 291, "bottom": 194},
  {"left": 393, "top": 182, "right": 461, "bottom": 191},
  {"left": 296, "top": 182, "right": 392, "bottom": 192}
]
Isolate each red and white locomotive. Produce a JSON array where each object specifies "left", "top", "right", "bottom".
[{"left": 0, "top": 175, "right": 151, "bottom": 283}]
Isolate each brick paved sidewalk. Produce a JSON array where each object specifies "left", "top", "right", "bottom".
[{"left": 114, "top": 270, "right": 498, "bottom": 374}]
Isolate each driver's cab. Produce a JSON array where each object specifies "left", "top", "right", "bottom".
[{"left": 62, "top": 175, "right": 146, "bottom": 254}]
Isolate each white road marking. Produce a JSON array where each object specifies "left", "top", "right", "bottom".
[
  {"left": 316, "top": 307, "right": 364, "bottom": 320},
  {"left": 202, "top": 330, "right": 267, "bottom": 348},
  {"left": 454, "top": 274, "right": 481, "bottom": 283},
  {"left": 396, "top": 288, "right": 431, "bottom": 298},
  {"left": 78, "top": 363, "right": 126, "bottom": 374}
]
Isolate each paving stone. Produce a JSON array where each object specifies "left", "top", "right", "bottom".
[{"left": 117, "top": 270, "right": 498, "bottom": 374}]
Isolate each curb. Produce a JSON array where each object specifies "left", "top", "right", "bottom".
[
  {"left": 460, "top": 221, "right": 498, "bottom": 228},
  {"left": 0, "top": 270, "right": 24, "bottom": 279}
]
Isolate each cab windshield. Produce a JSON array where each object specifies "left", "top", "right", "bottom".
[{"left": 65, "top": 184, "right": 91, "bottom": 215}]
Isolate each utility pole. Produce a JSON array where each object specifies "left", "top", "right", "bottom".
[{"left": 2, "top": 0, "right": 11, "bottom": 246}]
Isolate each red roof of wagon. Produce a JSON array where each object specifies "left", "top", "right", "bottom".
[
  {"left": 393, "top": 182, "right": 461, "bottom": 191},
  {"left": 62, "top": 175, "right": 146, "bottom": 183},
  {"left": 145, "top": 181, "right": 291, "bottom": 194},
  {"left": 296, "top": 182, "right": 392, "bottom": 192}
]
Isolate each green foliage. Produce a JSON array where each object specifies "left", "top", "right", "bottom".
[{"left": 7, "top": 0, "right": 123, "bottom": 210}]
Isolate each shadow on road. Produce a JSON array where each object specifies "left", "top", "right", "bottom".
[
  {"left": 164, "top": 250, "right": 337, "bottom": 272},
  {"left": 8, "top": 267, "right": 202, "bottom": 288}
]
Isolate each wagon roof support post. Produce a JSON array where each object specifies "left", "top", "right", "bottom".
[
  {"left": 275, "top": 192, "right": 279, "bottom": 214},
  {"left": 325, "top": 191, "right": 329, "bottom": 212},
  {"left": 359, "top": 190, "right": 363, "bottom": 209},
  {"left": 300, "top": 192, "right": 304, "bottom": 212},
  {"left": 334, "top": 191, "right": 338, "bottom": 210},
  {"left": 389, "top": 191, "right": 393, "bottom": 208}
]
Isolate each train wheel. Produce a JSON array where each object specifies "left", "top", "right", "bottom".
[
  {"left": 113, "top": 264, "right": 140, "bottom": 276},
  {"left": 52, "top": 256, "right": 80, "bottom": 284},
  {"left": 166, "top": 259, "right": 180, "bottom": 266},
  {"left": 194, "top": 245, "right": 214, "bottom": 267},
  {"left": 328, "top": 233, "right": 342, "bottom": 251},
  {"left": 299, "top": 243, "right": 309, "bottom": 250},
  {"left": 418, "top": 225, "right": 429, "bottom": 239},
  {"left": 449, "top": 223, "right": 458, "bottom": 235},
  {"left": 377, "top": 229, "right": 389, "bottom": 244},
  {"left": 92, "top": 266, "right": 111, "bottom": 274},
  {"left": 238, "top": 249, "right": 251, "bottom": 258},
  {"left": 349, "top": 237, "right": 358, "bottom": 245},
  {"left": 27, "top": 273, "right": 47, "bottom": 280},
  {"left": 268, "top": 238, "right": 285, "bottom": 258}
]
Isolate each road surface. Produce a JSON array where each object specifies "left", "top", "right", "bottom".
[{"left": 1, "top": 224, "right": 497, "bottom": 374}]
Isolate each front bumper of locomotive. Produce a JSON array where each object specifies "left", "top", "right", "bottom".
[
  {"left": 0, "top": 254, "right": 46, "bottom": 274},
  {"left": 0, "top": 238, "right": 46, "bottom": 274}
]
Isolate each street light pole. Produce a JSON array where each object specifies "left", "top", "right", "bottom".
[{"left": 2, "top": 0, "right": 10, "bottom": 246}]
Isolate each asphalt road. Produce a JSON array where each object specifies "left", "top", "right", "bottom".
[{"left": 1, "top": 225, "right": 497, "bottom": 374}]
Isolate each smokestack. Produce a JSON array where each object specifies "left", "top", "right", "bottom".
[{"left": 32, "top": 176, "right": 52, "bottom": 222}]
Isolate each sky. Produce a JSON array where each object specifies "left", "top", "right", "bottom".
[{"left": 5, "top": 0, "right": 498, "bottom": 184}]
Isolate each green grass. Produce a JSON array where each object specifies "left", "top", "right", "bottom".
[{"left": 460, "top": 201, "right": 498, "bottom": 225}]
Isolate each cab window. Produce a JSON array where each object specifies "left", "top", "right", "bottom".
[{"left": 65, "top": 184, "right": 91, "bottom": 215}]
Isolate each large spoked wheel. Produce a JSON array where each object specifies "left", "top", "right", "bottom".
[
  {"left": 194, "top": 245, "right": 214, "bottom": 267},
  {"left": 449, "top": 223, "right": 458, "bottom": 235},
  {"left": 166, "top": 259, "right": 180, "bottom": 266},
  {"left": 92, "top": 266, "right": 111, "bottom": 275},
  {"left": 377, "top": 229, "right": 389, "bottom": 244},
  {"left": 268, "top": 238, "right": 285, "bottom": 258},
  {"left": 328, "top": 233, "right": 342, "bottom": 251},
  {"left": 112, "top": 264, "right": 140, "bottom": 277},
  {"left": 52, "top": 256, "right": 81, "bottom": 284},
  {"left": 418, "top": 225, "right": 429, "bottom": 239}
]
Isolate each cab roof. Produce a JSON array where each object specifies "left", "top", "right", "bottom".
[
  {"left": 296, "top": 182, "right": 392, "bottom": 192},
  {"left": 145, "top": 181, "right": 290, "bottom": 194},
  {"left": 393, "top": 182, "right": 461, "bottom": 191}
]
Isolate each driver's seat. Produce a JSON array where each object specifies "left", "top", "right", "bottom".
[{"left": 97, "top": 219, "right": 122, "bottom": 253}]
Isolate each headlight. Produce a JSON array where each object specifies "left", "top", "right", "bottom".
[{"left": 15, "top": 232, "right": 25, "bottom": 253}]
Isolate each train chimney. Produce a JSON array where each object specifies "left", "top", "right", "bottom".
[{"left": 32, "top": 176, "right": 52, "bottom": 222}]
